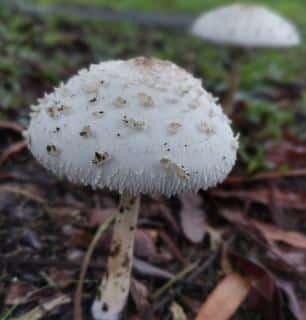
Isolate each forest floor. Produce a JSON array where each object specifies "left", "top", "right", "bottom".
[{"left": 1, "top": 1, "right": 306, "bottom": 319}]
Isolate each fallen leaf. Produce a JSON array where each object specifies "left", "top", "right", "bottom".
[
  {"left": 213, "top": 188, "right": 306, "bottom": 210},
  {"left": 149, "top": 202, "right": 180, "bottom": 233},
  {"left": 170, "top": 302, "right": 187, "bottom": 320},
  {"left": 88, "top": 208, "right": 117, "bottom": 227},
  {"left": 0, "top": 141, "right": 27, "bottom": 166},
  {"left": 277, "top": 279, "right": 306, "bottom": 320},
  {"left": 235, "top": 251, "right": 304, "bottom": 320},
  {"left": 159, "top": 230, "right": 189, "bottom": 265},
  {"left": 221, "top": 209, "right": 306, "bottom": 250},
  {"left": 225, "top": 168, "right": 306, "bottom": 184},
  {"left": 134, "top": 229, "right": 157, "bottom": 260},
  {"left": 0, "top": 121, "right": 24, "bottom": 133},
  {"left": 11, "top": 294, "right": 71, "bottom": 320},
  {"left": 195, "top": 273, "right": 252, "bottom": 320},
  {"left": 45, "top": 268, "right": 74, "bottom": 288},
  {"left": 130, "top": 278, "right": 150, "bottom": 313},
  {"left": 133, "top": 258, "right": 174, "bottom": 280},
  {"left": 252, "top": 220, "right": 306, "bottom": 249},
  {"left": 5, "top": 281, "right": 33, "bottom": 305},
  {"left": 179, "top": 193, "right": 205, "bottom": 243},
  {"left": 266, "top": 142, "right": 306, "bottom": 168}
]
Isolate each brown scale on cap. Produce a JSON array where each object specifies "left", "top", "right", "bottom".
[
  {"left": 110, "top": 241, "right": 121, "bottom": 257},
  {"left": 89, "top": 94, "right": 98, "bottom": 103},
  {"left": 189, "top": 99, "right": 201, "bottom": 109},
  {"left": 113, "top": 96, "right": 127, "bottom": 108},
  {"left": 133, "top": 56, "right": 171, "bottom": 69},
  {"left": 92, "top": 110, "right": 104, "bottom": 118},
  {"left": 46, "top": 144, "right": 60, "bottom": 156},
  {"left": 101, "top": 303, "right": 109, "bottom": 312},
  {"left": 122, "top": 116, "right": 146, "bottom": 130},
  {"left": 198, "top": 121, "right": 216, "bottom": 135},
  {"left": 122, "top": 253, "right": 130, "bottom": 269},
  {"left": 47, "top": 105, "right": 72, "bottom": 119},
  {"left": 80, "top": 125, "right": 93, "bottom": 138},
  {"left": 138, "top": 92, "right": 154, "bottom": 107},
  {"left": 160, "top": 158, "right": 189, "bottom": 181},
  {"left": 168, "top": 122, "right": 182, "bottom": 134},
  {"left": 57, "top": 104, "right": 72, "bottom": 115},
  {"left": 92, "top": 151, "right": 110, "bottom": 165}
]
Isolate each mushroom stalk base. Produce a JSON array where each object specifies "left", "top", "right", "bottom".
[{"left": 92, "top": 193, "right": 140, "bottom": 320}]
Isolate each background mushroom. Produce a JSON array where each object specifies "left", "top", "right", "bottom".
[
  {"left": 25, "top": 57, "right": 238, "bottom": 320},
  {"left": 190, "top": 3, "right": 301, "bottom": 113}
]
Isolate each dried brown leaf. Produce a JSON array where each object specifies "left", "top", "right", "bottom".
[
  {"left": 252, "top": 220, "right": 306, "bottom": 249},
  {"left": 0, "top": 141, "right": 27, "bottom": 166},
  {"left": 130, "top": 278, "right": 150, "bottom": 313},
  {"left": 12, "top": 294, "right": 71, "bottom": 320},
  {"left": 213, "top": 188, "right": 306, "bottom": 210},
  {"left": 5, "top": 281, "right": 33, "bottom": 305},
  {"left": 179, "top": 193, "right": 205, "bottom": 243},
  {"left": 0, "top": 121, "right": 24, "bottom": 133},
  {"left": 195, "top": 273, "right": 252, "bottom": 320},
  {"left": 135, "top": 229, "right": 157, "bottom": 259},
  {"left": 170, "top": 302, "right": 187, "bottom": 320},
  {"left": 88, "top": 208, "right": 117, "bottom": 227}
]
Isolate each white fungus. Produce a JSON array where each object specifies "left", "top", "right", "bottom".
[
  {"left": 191, "top": 4, "right": 300, "bottom": 48},
  {"left": 26, "top": 56, "right": 238, "bottom": 197},
  {"left": 26, "top": 56, "right": 239, "bottom": 320}
]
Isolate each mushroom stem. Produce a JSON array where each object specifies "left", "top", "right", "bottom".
[
  {"left": 223, "top": 49, "right": 245, "bottom": 115},
  {"left": 92, "top": 193, "right": 140, "bottom": 320}
]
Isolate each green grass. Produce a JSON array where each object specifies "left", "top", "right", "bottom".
[
  {"left": 35, "top": 0, "right": 306, "bottom": 36},
  {"left": 32, "top": 0, "right": 306, "bottom": 83},
  {"left": 36, "top": 0, "right": 305, "bottom": 19}
]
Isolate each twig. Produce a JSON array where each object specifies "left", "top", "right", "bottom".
[
  {"left": 74, "top": 214, "right": 116, "bottom": 320},
  {"left": 0, "top": 121, "right": 24, "bottom": 133},
  {"left": 11, "top": 295, "right": 71, "bottom": 320},
  {"left": 151, "top": 262, "right": 198, "bottom": 300},
  {"left": 0, "top": 185, "right": 46, "bottom": 205},
  {"left": 226, "top": 168, "right": 306, "bottom": 184},
  {"left": 0, "top": 141, "right": 27, "bottom": 166},
  {"left": 144, "top": 253, "right": 217, "bottom": 318},
  {"left": 159, "top": 230, "right": 189, "bottom": 266},
  {"left": 0, "top": 305, "right": 18, "bottom": 320}
]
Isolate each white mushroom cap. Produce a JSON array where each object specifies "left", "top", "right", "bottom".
[
  {"left": 26, "top": 57, "right": 238, "bottom": 197},
  {"left": 191, "top": 4, "right": 300, "bottom": 48}
]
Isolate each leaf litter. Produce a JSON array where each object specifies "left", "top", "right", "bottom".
[{"left": 1, "top": 2, "right": 306, "bottom": 320}]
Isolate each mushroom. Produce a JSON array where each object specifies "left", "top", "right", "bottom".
[
  {"left": 190, "top": 4, "right": 300, "bottom": 113},
  {"left": 25, "top": 57, "right": 238, "bottom": 320}
]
